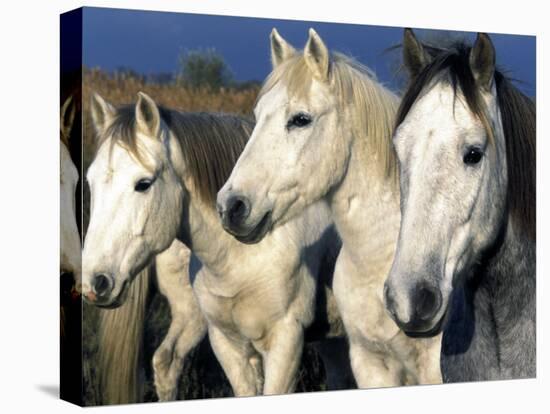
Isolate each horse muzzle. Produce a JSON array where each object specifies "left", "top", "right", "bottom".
[
  {"left": 82, "top": 273, "right": 129, "bottom": 309},
  {"left": 384, "top": 280, "right": 446, "bottom": 338},
  {"left": 217, "top": 192, "right": 273, "bottom": 244}
]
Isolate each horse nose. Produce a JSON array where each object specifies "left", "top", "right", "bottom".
[
  {"left": 92, "top": 273, "right": 113, "bottom": 298},
  {"left": 412, "top": 283, "right": 442, "bottom": 323},
  {"left": 221, "top": 195, "right": 251, "bottom": 228}
]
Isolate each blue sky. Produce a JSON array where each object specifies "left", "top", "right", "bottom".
[{"left": 82, "top": 7, "right": 536, "bottom": 96}]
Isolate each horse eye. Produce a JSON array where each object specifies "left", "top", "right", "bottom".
[
  {"left": 287, "top": 113, "right": 312, "bottom": 129},
  {"left": 135, "top": 178, "right": 154, "bottom": 192},
  {"left": 463, "top": 147, "right": 484, "bottom": 165}
]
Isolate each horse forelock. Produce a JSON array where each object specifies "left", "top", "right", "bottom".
[
  {"left": 99, "top": 105, "right": 252, "bottom": 207},
  {"left": 258, "top": 52, "right": 399, "bottom": 181},
  {"left": 395, "top": 40, "right": 535, "bottom": 239}
]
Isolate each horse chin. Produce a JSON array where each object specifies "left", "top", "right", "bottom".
[
  {"left": 232, "top": 212, "right": 273, "bottom": 245},
  {"left": 402, "top": 307, "right": 449, "bottom": 338}
]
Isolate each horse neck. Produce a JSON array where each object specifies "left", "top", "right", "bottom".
[
  {"left": 475, "top": 215, "right": 536, "bottom": 323},
  {"left": 328, "top": 131, "right": 401, "bottom": 277},
  {"left": 165, "top": 129, "right": 240, "bottom": 277},
  {"left": 181, "top": 192, "right": 242, "bottom": 277},
  {"left": 474, "top": 90, "right": 535, "bottom": 318}
]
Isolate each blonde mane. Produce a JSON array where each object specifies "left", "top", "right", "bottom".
[{"left": 258, "top": 52, "right": 399, "bottom": 179}]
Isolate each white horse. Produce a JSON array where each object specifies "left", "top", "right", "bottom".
[
  {"left": 81, "top": 97, "right": 207, "bottom": 403},
  {"left": 83, "top": 92, "right": 347, "bottom": 397},
  {"left": 60, "top": 95, "right": 83, "bottom": 404},
  {"left": 60, "top": 95, "right": 81, "bottom": 292},
  {"left": 218, "top": 29, "right": 442, "bottom": 387},
  {"left": 385, "top": 30, "right": 535, "bottom": 381}
]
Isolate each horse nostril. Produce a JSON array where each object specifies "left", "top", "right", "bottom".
[
  {"left": 93, "top": 274, "right": 112, "bottom": 297},
  {"left": 232, "top": 200, "right": 246, "bottom": 217},
  {"left": 227, "top": 195, "right": 251, "bottom": 226},
  {"left": 414, "top": 285, "right": 442, "bottom": 322}
]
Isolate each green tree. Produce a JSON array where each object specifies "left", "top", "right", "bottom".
[{"left": 176, "top": 48, "right": 233, "bottom": 91}]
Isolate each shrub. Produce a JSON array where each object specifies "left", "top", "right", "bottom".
[{"left": 176, "top": 48, "right": 233, "bottom": 91}]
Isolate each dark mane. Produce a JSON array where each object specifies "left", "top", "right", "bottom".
[
  {"left": 102, "top": 106, "right": 253, "bottom": 206},
  {"left": 395, "top": 41, "right": 536, "bottom": 239}
]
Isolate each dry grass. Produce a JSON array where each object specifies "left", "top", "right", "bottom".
[{"left": 83, "top": 67, "right": 259, "bottom": 115}]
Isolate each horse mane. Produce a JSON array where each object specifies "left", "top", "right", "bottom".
[
  {"left": 395, "top": 41, "right": 536, "bottom": 239},
  {"left": 258, "top": 52, "right": 400, "bottom": 180},
  {"left": 495, "top": 71, "right": 536, "bottom": 238},
  {"left": 100, "top": 106, "right": 253, "bottom": 206}
]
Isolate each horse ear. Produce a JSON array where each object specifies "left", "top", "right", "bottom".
[
  {"left": 135, "top": 92, "right": 161, "bottom": 138},
  {"left": 90, "top": 92, "right": 116, "bottom": 137},
  {"left": 304, "top": 28, "right": 330, "bottom": 81},
  {"left": 61, "top": 95, "right": 76, "bottom": 143},
  {"left": 469, "top": 33, "right": 496, "bottom": 91},
  {"left": 403, "top": 28, "right": 431, "bottom": 78},
  {"left": 270, "top": 28, "right": 296, "bottom": 68}
]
